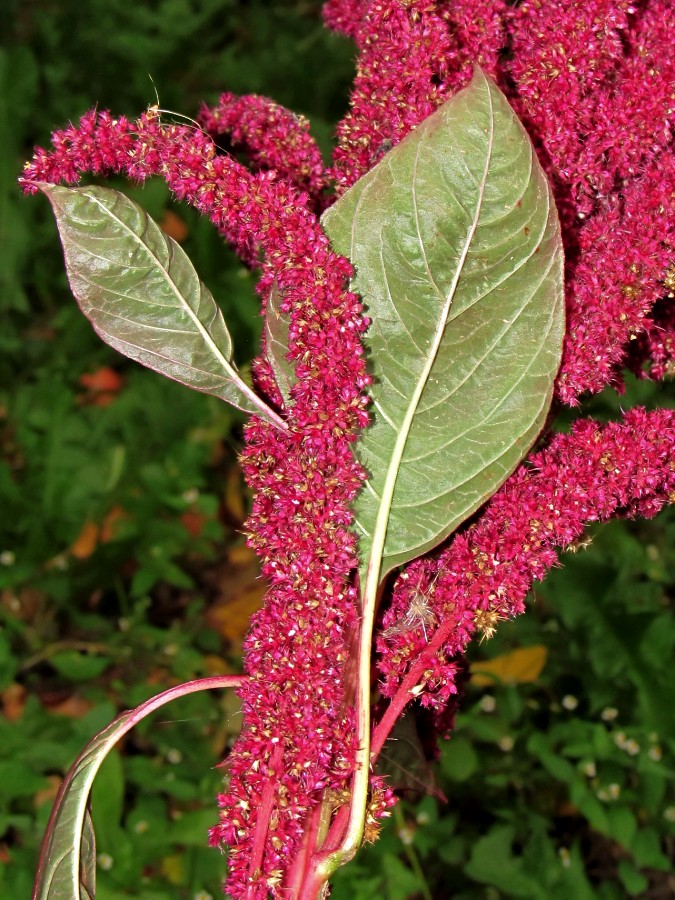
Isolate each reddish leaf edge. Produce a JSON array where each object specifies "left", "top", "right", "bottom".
[{"left": 32, "top": 674, "right": 246, "bottom": 900}]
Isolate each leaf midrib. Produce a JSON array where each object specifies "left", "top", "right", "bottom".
[
  {"left": 78, "top": 188, "right": 275, "bottom": 417},
  {"left": 84, "top": 190, "right": 241, "bottom": 384},
  {"left": 359, "top": 85, "right": 496, "bottom": 579}
]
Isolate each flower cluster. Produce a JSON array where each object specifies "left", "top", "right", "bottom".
[
  {"left": 507, "top": 0, "right": 675, "bottom": 402},
  {"left": 328, "top": 0, "right": 507, "bottom": 192},
  {"left": 21, "top": 0, "right": 674, "bottom": 896},
  {"left": 22, "top": 106, "right": 371, "bottom": 896},
  {"left": 375, "top": 408, "right": 675, "bottom": 706},
  {"left": 199, "top": 94, "right": 327, "bottom": 201}
]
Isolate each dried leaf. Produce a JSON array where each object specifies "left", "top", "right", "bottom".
[{"left": 471, "top": 644, "right": 548, "bottom": 686}]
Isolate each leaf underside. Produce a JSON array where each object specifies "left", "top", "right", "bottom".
[
  {"left": 33, "top": 710, "right": 133, "bottom": 900},
  {"left": 265, "top": 280, "right": 295, "bottom": 407},
  {"left": 38, "top": 183, "right": 264, "bottom": 419},
  {"left": 322, "top": 68, "right": 565, "bottom": 580}
]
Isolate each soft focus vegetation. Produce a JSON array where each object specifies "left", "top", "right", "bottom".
[{"left": 2, "top": 2, "right": 674, "bottom": 897}]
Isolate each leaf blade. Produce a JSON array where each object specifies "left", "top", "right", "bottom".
[
  {"left": 322, "top": 69, "right": 565, "bottom": 579},
  {"left": 38, "top": 184, "right": 285, "bottom": 429},
  {"left": 264, "top": 279, "right": 295, "bottom": 406}
]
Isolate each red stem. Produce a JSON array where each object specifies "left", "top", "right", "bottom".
[
  {"left": 246, "top": 742, "right": 285, "bottom": 895},
  {"left": 285, "top": 801, "right": 324, "bottom": 896},
  {"left": 372, "top": 618, "right": 464, "bottom": 757},
  {"left": 315, "top": 805, "right": 349, "bottom": 855},
  {"left": 311, "top": 615, "right": 464, "bottom": 868}
]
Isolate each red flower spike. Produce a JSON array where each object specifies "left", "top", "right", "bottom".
[{"left": 200, "top": 93, "right": 327, "bottom": 201}]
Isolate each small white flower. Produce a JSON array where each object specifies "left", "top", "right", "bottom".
[
  {"left": 194, "top": 891, "right": 213, "bottom": 900},
  {"left": 601, "top": 707, "right": 619, "bottom": 722},
  {"left": 182, "top": 488, "right": 199, "bottom": 503},
  {"left": 614, "top": 731, "right": 628, "bottom": 749},
  {"left": 479, "top": 695, "right": 496, "bottom": 713},
  {"left": 648, "top": 745, "right": 662, "bottom": 762},
  {"left": 559, "top": 847, "right": 571, "bottom": 868},
  {"left": 597, "top": 783, "right": 620, "bottom": 802},
  {"left": 50, "top": 554, "right": 69, "bottom": 571},
  {"left": 133, "top": 820, "right": 149, "bottom": 834},
  {"left": 397, "top": 824, "right": 415, "bottom": 845},
  {"left": 0, "top": 550, "right": 15, "bottom": 566},
  {"left": 663, "top": 806, "right": 675, "bottom": 823},
  {"left": 581, "top": 761, "right": 596, "bottom": 778},
  {"left": 98, "top": 853, "right": 114, "bottom": 871},
  {"left": 166, "top": 748, "right": 182, "bottom": 764},
  {"left": 562, "top": 695, "right": 578, "bottom": 711},
  {"left": 498, "top": 735, "right": 514, "bottom": 752},
  {"left": 624, "top": 739, "right": 640, "bottom": 756},
  {"left": 416, "top": 811, "right": 431, "bottom": 826}
]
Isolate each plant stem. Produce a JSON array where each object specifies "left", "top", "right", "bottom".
[
  {"left": 393, "top": 804, "right": 433, "bottom": 900},
  {"left": 285, "top": 802, "right": 324, "bottom": 896},
  {"left": 247, "top": 742, "right": 285, "bottom": 890},
  {"left": 372, "top": 627, "right": 448, "bottom": 757},
  {"left": 309, "top": 557, "right": 381, "bottom": 885},
  {"left": 245, "top": 390, "right": 289, "bottom": 433}
]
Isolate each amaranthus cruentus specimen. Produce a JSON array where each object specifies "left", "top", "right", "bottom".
[{"left": 21, "top": 1, "right": 674, "bottom": 898}]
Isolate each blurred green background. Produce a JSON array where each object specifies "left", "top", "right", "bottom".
[{"left": 1, "top": 2, "right": 674, "bottom": 897}]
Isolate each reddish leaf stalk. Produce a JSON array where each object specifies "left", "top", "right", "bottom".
[
  {"left": 284, "top": 800, "right": 326, "bottom": 896},
  {"left": 246, "top": 742, "right": 286, "bottom": 894}
]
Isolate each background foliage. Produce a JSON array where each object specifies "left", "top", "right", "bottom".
[{"left": 1, "top": 1, "right": 674, "bottom": 897}]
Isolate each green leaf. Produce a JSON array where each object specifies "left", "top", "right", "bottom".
[
  {"left": 631, "top": 827, "right": 670, "bottom": 870},
  {"left": 607, "top": 806, "right": 637, "bottom": 849},
  {"left": 618, "top": 860, "right": 648, "bottom": 897},
  {"left": 50, "top": 652, "right": 110, "bottom": 682},
  {"left": 264, "top": 280, "right": 295, "bottom": 406},
  {"left": 464, "top": 825, "right": 545, "bottom": 898},
  {"left": 32, "top": 675, "right": 242, "bottom": 900},
  {"left": 440, "top": 734, "right": 479, "bottom": 782},
  {"left": 322, "top": 69, "right": 565, "bottom": 579},
  {"left": 90, "top": 752, "right": 125, "bottom": 848},
  {"left": 37, "top": 184, "right": 286, "bottom": 431}
]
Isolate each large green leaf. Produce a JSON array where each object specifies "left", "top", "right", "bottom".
[
  {"left": 37, "top": 184, "right": 285, "bottom": 430},
  {"left": 322, "top": 68, "right": 565, "bottom": 580}
]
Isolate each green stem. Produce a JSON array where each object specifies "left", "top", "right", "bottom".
[{"left": 393, "top": 804, "right": 433, "bottom": 900}]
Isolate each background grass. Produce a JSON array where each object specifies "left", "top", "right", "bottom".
[{"left": 2, "top": 2, "right": 674, "bottom": 897}]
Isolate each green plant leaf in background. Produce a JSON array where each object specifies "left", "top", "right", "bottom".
[
  {"left": 322, "top": 68, "right": 565, "bottom": 580},
  {"left": 35, "top": 184, "right": 286, "bottom": 431}
]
